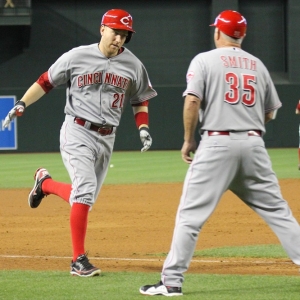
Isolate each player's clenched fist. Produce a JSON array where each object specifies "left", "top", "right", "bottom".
[
  {"left": 2, "top": 100, "right": 26, "bottom": 129},
  {"left": 139, "top": 127, "right": 152, "bottom": 152}
]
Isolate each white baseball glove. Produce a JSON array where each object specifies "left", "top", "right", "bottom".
[
  {"left": 2, "top": 100, "right": 26, "bottom": 129},
  {"left": 139, "top": 127, "right": 152, "bottom": 152}
]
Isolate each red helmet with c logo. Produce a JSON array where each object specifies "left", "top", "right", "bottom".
[
  {"left": 101, "top": 9, "right": 135, "bottom": 43},
  {"left": 210, "top": 10, "right": 247, "bottom": 39}
]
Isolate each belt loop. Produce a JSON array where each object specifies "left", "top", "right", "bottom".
[{"left": 83, "top": 120, "right": 91, "bottom": 129}]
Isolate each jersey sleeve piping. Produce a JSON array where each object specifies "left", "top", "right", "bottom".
[
  {"left": 182, "top": 90, "right": 202, "bottom": 99},
  {"left": 265, "top": 102, "right": 282, "bottom": 113},
  {"left": 48, "top": 69, "right": 59, "bottom": 88},
  {"left": 130, "top": 91, "right": 158, "bottom": 104}
]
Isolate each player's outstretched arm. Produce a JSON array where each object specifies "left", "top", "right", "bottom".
[
  {"left": 20, "top": 82, "right": 47, "bottom": 107},
  {"left": 2, "top": 82, "right": 46, "bottom": 129}
]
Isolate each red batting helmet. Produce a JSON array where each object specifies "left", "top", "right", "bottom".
[
  {"left": 210, "top": 10, "right": 247, "bottom": 39},
  {"left": 101, "top": 9, "right": 135, "bottom": 43}
]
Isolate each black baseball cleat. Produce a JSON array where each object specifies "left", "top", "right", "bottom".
[
  {"left": 70, "top": 254, "right": 101, "bottom": 277},
  {"left": 28, "top": 168, "right": 52, "bottom": 208},
  {"left": 139, "top": 281, "right": 183, "bottom": 296}
]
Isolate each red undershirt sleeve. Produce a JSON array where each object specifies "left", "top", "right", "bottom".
[
  {"left": 36, "top": 71, "right": 54, "bottom": 93},
  {"left": 132, "top": 100, "right": 149, "bottom": 128}
]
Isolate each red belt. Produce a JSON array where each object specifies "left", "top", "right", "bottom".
[
  {"left": 208, "top": 130, "right": 261, "bottom": 137},
  {"left": 74, "top": 117, "right": 114, "bottom": 136}
]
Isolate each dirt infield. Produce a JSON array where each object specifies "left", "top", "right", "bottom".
[{"left": 1, "top": 179, "right": 300, "bottom": 276}]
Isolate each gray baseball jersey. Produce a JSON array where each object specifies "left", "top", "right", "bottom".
[
  {"left": 161, "top": 47, "right": 300, "bottom": 287},
  {"left": 183, "top": 47, "right": 282, "bottom": 133},
  {"left": 49, "top": 44, "right": 157, "bottom": 207},
  {"left": 49, "top": 43, "right": 157, "bottom": 126}
]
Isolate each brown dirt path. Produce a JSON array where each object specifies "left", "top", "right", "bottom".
[{"left": 0, "top": 179, "right": 299, "bottom": 275}]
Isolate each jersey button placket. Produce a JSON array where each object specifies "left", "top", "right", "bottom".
[{"left": 100, "top": 60, "right": 110, "bottom": 118}]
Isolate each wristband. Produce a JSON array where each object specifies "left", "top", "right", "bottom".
[
  {"left": 16, "top": 100, "right": 26, "bottom": 108},
  {"left": 135, "top": 111, "right": 149, "bottom": 129},
  {"left": 139, "top": 126, "right": 149, "bottom": 132}
]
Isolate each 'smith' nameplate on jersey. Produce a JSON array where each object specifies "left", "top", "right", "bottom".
[{"left": 0, "top": 96, "right": 17, "bottom": 150}]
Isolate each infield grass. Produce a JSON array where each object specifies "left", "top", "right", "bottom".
[
  {"left": 0, "top": 148, "right": 299, "bottom": 188},
  {"left": 0, "top": 149, "right": 299, "bottom": 299},
  {"left": 1, "top": 271, "right": 300, "bottom": 300},
  {"left": 150, "top": 244, "right": 289, "bottom": 259}
]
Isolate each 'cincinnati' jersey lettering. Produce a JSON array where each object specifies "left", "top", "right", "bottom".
[
  {"left": 78, "top": 72, "right": 103, "bottom": 87},
  {"left": 220, "top": 55, "right": 257, "bottom": 71},
  {"left": 77, "top": 71, "right": 130, "bottom": 90},
  {"left": 104, "top": 72, "right": 130, "bottom": 89}
]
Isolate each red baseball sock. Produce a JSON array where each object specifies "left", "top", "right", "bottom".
[
  {"left": 70, "top": 203, "right": 89, "bottom": 262},
  {"left": 41, "top": 179, "right": 71, "bottom": 203}
]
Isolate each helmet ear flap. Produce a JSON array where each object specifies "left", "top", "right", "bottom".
[{"left": 125, "top": 31, "right": 133, "bottom": 44}]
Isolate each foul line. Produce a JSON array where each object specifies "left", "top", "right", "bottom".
[{"left": 0, "top": 255, "right": 291, "bottom": 264}]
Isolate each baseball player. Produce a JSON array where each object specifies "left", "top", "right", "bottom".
[
  {"left": 2, "top": 8, "right": 157, "bottom": 277},
  {"left": 140, "top": 10, "right": 300, "bottom": 296},
  {"left": 296, "top": 100, "right": 300, "bottom": 170}
]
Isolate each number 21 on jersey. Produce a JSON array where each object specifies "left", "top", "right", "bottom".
[
  {"left": 225, "top": 72, "right": 256, "bottom": 106},
  {"left": 112, "top": 93, "right": 125, "bottom": 108}
]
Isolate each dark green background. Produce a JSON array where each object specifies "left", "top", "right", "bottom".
[{"left": 1, "top": 0, "right": 299, "bottom": 152}]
